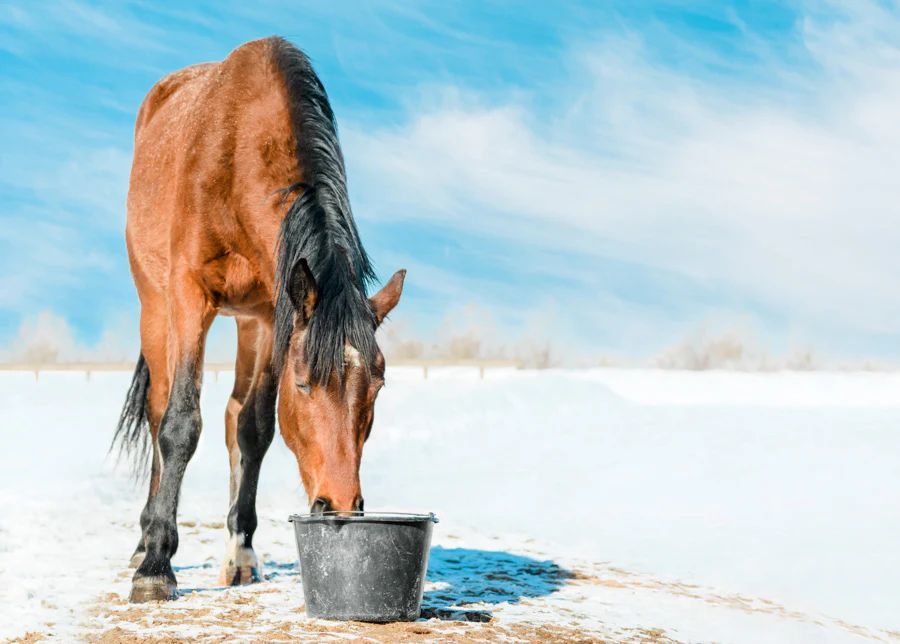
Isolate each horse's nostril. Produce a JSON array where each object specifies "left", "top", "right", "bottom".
[
  {"left": 311, "top": 497, "right": 332, "bottom": 514},
  {"left": 354, "top": 497, "right": 365, "bottom": 513}
]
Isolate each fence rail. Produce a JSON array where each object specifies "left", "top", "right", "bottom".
[{"left": 0, "top": 359, "right": 520, "bottom": 381}]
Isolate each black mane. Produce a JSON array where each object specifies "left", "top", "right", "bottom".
[{"left": 270, "top": 37, "right": 377, "bottom": 385}]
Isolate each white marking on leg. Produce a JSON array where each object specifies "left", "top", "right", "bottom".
[
  {"left": 228, "top": 444, "right": 242, "bottom": 505},
  {"left": 226, "top": 396, "right": 243, "bottom": 504},
  {"left": 220, "top": 531, "right": 261, "bottom": 585},
  {"left": 155, "top": 438, "right": 163, "bottom": 482}
]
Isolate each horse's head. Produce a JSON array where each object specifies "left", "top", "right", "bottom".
[{"left": 277, "top": 259, "right": 405, "bottom": 514}]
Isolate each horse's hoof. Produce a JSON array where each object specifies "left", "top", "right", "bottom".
[
  {"left": 129, "top": 550, "right": 146, "bottom": 569},
  {"left": 220, "top": 564, "right": 262, "bottom": 586},
  {"left": 220, "top": 542, "right": 262, "bottom": 585},
  {"left": 129, "top": 575, "right": 178, "bottom": 602}
]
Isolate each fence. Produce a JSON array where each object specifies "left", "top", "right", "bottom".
[{"left": 0, "top": 359, "right": 520, "bottom": 382}]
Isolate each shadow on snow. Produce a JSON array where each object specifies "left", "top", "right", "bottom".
[
  {"left": 178, "top": 546, "right": 571, "bottom": 622},
  {"left": 421, "top": 546, "right": 571, "bottom": 622}
]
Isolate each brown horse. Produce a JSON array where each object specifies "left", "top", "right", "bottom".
[{"left": 112, "top": 37, "right": 405, "bottom": 603}]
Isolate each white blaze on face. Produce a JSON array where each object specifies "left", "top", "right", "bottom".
[{"left": 344, "top": 344, "right": 361, "bottom": 367}]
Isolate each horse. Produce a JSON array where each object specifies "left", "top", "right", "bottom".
[{"left": 112, "top": 36, "right": 405, "bottom": 603}]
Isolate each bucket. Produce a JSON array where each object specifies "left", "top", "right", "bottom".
[{"left": 288, "top": 511, "right": 438, "bottom": 622}]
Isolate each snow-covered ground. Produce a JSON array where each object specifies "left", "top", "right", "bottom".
[{"left": 1, "top": 367, "right": 898, "bottom": 642}]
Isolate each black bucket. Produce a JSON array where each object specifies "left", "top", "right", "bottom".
[{"left": 288, "top": 511, "right": 438, "bottom": 622}]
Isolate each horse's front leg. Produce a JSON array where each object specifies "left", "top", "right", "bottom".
[
  {"left": 221, "top": 325, "right": 276, "bottom": 585},
  {"left": 130, "top": 283, "right": 213, "bottom": 602}
]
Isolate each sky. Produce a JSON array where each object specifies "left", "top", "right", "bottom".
[{"left": 1, "top": 0, "right": 899, "bottom": 364}]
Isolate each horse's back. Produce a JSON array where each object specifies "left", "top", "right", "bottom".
[
  {"left": 126, "top": 38, "right": 294, "bottom": 304},
  {"left": 135, "top": 63, "right": 216, "bottom": 134},
  {"left": 127, "top": 62, "right": 216, "bottom": 289}
]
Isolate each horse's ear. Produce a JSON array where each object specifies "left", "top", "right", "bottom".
[
  {"left": 288, "top": 258, "right": 318, "bottom": 323},
  {"left": 370, "top": 269, "right": 406, "bottom": 326}
]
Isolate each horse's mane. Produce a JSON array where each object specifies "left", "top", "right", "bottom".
[{"left": 270, "top": 37, "right": 377, "bottom": 385}]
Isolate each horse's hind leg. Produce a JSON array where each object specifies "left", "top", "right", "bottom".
[
  {"left": 129, "top": 298, "right": 171, "bottom": 568},
  {"left": 224, "top": 318, "right": 257, "bottom": 508},
  {"left": 219, "top": 317, "right": 255, "bottom": 582},
  {"left": 130, "top": 278, "right": 215, "bottom": 602},
  {"left": 221, "top": 318, "right": 276, "bottom": 585}
]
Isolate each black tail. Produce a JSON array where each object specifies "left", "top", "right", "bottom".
[{"left": 110, "top": 353, "right": 151, "bottom": 478}]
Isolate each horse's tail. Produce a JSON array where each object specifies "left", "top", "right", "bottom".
[{"left": 110, "top": 353, "right": 151, "bottom": 478}]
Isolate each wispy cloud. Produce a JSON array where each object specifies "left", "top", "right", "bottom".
[
  {"left": 1, "top": 1, "right": 898, "bottom": 362},
  {"left": 345, "top": 1, "right": 900, "bottom": 357}
]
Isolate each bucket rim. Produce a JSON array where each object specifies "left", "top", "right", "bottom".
[{"left": 288, "top": 511, "right": 438, "bottom": 524}]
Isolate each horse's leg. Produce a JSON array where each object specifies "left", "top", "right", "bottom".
[
  {"left": 130, "top": 278, "right": 214, "bottom": 602},
  {"left": 224, "top": 318, "right": 257, "bottom": 508},
  {"left": 221, "top": 319, "right": 276, "bottom": 585},
  {"left": 130, "top": 298, "right": 171, "bottom": 568}
]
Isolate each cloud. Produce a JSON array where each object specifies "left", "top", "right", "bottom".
[
  {"left": 1, "top": 310, "right": 134, "bottom": 363},
  {"left": 2, "top": 1, "right": 898, "bottom": 363},
  {"left": 4, "top": 145, "right": 131, "bottom": 230},
  {"left": 0, "top": 144, "right": 129, "bottom": 322},
  {"left": 0, "top": 0, "right": 175, "bottom": 63},
  {"left": 344, "top": 1, "right": 900, "bottom": 353}
]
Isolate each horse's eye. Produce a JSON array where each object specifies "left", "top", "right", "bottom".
[{"left": 296, "top": 382, "right": 311, "bottom": 395}]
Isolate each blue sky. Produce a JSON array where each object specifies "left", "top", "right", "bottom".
[{"left": 2, "top": 1, "right": 899, "bottom": 363}]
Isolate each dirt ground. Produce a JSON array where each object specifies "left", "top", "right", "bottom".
[{"left": 8, "top": 565, "right": 679, "bottom": 643}]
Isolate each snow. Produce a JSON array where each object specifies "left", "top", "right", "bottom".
[{"left": 1, "top": 367, "right": 898, "bottom": 641}]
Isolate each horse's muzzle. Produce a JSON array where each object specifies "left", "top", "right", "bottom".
[{"left": 310, "top": 496, "right": 364, "bottom": 514}]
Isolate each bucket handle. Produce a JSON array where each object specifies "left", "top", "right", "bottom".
[{"left": 289, "top": 511, "right": 439, "bottom": 523}]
